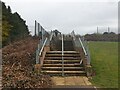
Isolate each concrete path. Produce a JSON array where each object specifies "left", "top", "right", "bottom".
[
  {"left": 51, "top": 76, "right": 97, "bottom": 89},
  {"left": 51, "top": 76, "right": 92, "bottom": 86}
]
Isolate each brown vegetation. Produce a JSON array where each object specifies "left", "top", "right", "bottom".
[{"left": 2, "top": 36, "right": 53, "bottom": 88}]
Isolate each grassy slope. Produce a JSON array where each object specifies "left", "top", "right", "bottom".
[{"left": 88, "top": 41, "right": 118, "bottom": 88}]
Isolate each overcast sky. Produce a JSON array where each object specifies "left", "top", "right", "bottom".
[{"left": 3, "top": 0, "right": 118, "bottom": 35}]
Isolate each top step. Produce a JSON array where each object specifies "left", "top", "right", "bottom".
[{"left": 47, "top": 51, "right": 78, "bottom": 53}]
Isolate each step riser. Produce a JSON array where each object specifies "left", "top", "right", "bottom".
[
  {"left": 44, "top": 60, "right": 80, "bottom": 62},
  {"left": 46, "top": 53, "right": 80, "bottom": 55},
  {"left": 43, "top": 64, "right": 83, "bottom": 67},
  {"left": 44, "top": 60, "right": 81, "bottom": 63},
  {"left": 41, "top": 72, "right": 86, "bottom": 76},
  {"left": 46, "top": 53, "right": 79, "bottom": 54},
  {"left": 41, "top": 71, "right": 85, "bottom": 74},
  {"left": 45, "top": 58, "right": 81, "bottom": 60},
  {"left": 44, "top": 62, "right": 81, "bottom": 64},
  {"left": 46, "top": 51, "right": 79, "bottom": 54},
  {"left": 46, "top": 52, "right": 80, "bottom": 54},
  {"left": 47, "top": 74, "right": 86, "bottom": 76},
  {"left": 42, "top": 69, "right": 84, "bottom": 71},
  {"left": 45, "top": 55, "right": 80, "bottom": 57}
]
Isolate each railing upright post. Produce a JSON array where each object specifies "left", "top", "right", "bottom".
[
  {"left": 50, "top": 32, "right": 53, "bottom": 41},
  {"left": 62, "top": 34, "right": 64, "bottom": 77},
  {"left": 35, "top": 20, "right": 37, "bottom": 36},
  {"left": 41, "top": 26, "right": 43, "bottom": 44},
  {"left": 38, "top": 23, "right": 40, "bottom": 36}
]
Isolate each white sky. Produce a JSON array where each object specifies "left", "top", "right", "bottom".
[{"left": 2, "top": 0, "right": 119, "bottom": 35}]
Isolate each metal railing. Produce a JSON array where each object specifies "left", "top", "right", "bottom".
[
  {"left": 36, "top": 32, "right": 53, "bottom": 64},
  {"left": 62, "top": 34, "right": 64, "bottom": 76},
  {"left": 78, "top": 37, "right": 87, "bottom": 56},
  {"left": 79, "top": 37, "right": 91, "bottom": 65},
  {"left": 50, "top": 31, "right": 54, "bottom": 41},
  {"left": 39, "top": 38, "right": 48, "bottom": 56},
  {"left": 71, "top": 31, "right": 91, "bottom": 65},
  {"left": 36, "top": 38, "right": 48, "bottom": 64},
  {"left": 81, "top": 37, "right": 91, "bottom": 65}
]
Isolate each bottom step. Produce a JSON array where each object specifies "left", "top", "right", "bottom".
[
  {"left": 41, "top": 70, "right": 86, "bottom": 76},
  {"left": 41, "top": 71, "right": 85, "bottom": 73}
]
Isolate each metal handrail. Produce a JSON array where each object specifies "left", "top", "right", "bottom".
[
  {"left": 71, "top": 31, "right": 90, "bottom": 65},
  {"left": 79, "top": 37, "right": 91, "bottom": 65},
  {"left": 78, "top": 37, "right": 87, "bottom": 56},
  {"left": 39, "top": 37, "right": 48, "bottom": 56},
  {"left": 83, "top": 40, "right": 91, "bottom": 65},
  {"left": 62, "top": 34, "right": 64, "bottom": 76},
  {"left": 50, "top": 32, "right": 53, "bottom": 41},
  {"left": 36, "top": 37, "right": 48, "bottom": 64}
]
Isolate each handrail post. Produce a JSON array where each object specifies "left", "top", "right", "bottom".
[
  {"left": 85, "top": 40, "right": 91, "bottom": 65},
  {"left": 62, "top": 34, "right": 64, "bottom": 77},
  {"left": 50, "top": 32, "right": 53, "bottom": 41},
  {"left": 41, "top": 27, "right": 44, "bottom": 44}
]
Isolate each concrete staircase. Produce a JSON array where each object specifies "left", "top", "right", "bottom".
[
  {"left": 64, "top": 40, "right": 74, "bottom": 51},
  {"left": 41, "top": 51, "right": 86, "bottom": 76}
]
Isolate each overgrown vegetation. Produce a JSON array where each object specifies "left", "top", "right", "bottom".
[
  {"left": 2, "top": 2, "right": 29, "bottom": 47},
  {"left": 88, "top": 42, "right": 118, "bottom": 88},
  {"left": 2, "top": 37, "right": 53, "bottom": 88}
]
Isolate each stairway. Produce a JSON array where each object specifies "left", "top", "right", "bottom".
[
  {"left": 41, "top": 51, "right": 86, "bottom": 76},
  {"left": 51, "top": 40, "right": 62, "bottom": 51},
  {"left": 64, "top": 40, "right": 74, "bottom": 51}
]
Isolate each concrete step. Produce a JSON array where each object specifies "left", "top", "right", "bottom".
[
  {"left": 44, "top": 60, "right": 81, "bottom": 64},
  {"left": 41, "top": 71, "right": 85, "bottom": 74},
  {"left": 46, "top": 54, "right": 80, "bottom": 57},
  {"left": 47, "top": 51, "right": 79, "bottom": 54},
  {"left": 45, "top": 57, "right": 81, "bottom": 60},
  {"left": 44, "top": 60, "right": 80, "bottom": 62},
  {"left": 42, "top": 67, "right": 84, "bottom": 70},
  {"left": 43, "top": 64, "right": 82, "bottom": 67}
]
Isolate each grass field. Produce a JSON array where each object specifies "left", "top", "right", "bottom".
[{"left": 88, "top": 41, "right": 118, "bottom": 88}]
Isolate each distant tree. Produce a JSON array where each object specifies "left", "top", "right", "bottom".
[
  {"left": 109, "top": 32, "right": 116, "bottom": 35},
  {"left": 2, "top": 2, "right": 29, "bottom": 46},
  {"left": 2, "top": 2, "right": 12, "bottom": 45},
  {"left": 9, "top": 12, "right": 29, "bottom": 41},
  {"left": 2, "top": 20, "right": 12, "bottom": 42},
  {"left": 103, "top": 32, "right": 109, "bottom": 35}
]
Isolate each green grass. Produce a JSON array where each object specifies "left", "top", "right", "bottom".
[{"left": 88, "top": 41, "right": 118, "bottom": 88}]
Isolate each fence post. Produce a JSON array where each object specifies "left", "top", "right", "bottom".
[
  {"left": 62, "top": 34, "right": 64, "bottom": 77},
  {"left": 35, "top": 20, "right": 37, "bottom": 36},
  {"left": 38, "top": 23, "right": 40, "bottom": 36}
]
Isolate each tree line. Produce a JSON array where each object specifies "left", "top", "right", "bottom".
[
  {"left": 2, "top": 2, "right": 29, "bottom": 47},
  {"left": 84, "top": 32, "right": 119, "bottom": 42}
]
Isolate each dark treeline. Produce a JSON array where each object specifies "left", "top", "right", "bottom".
[
  {"left": 2, "top": 2, "right": 29, "bottom": 47},
  {"left": 84, "top": 32, "right": 119, "bottom": 42}
]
